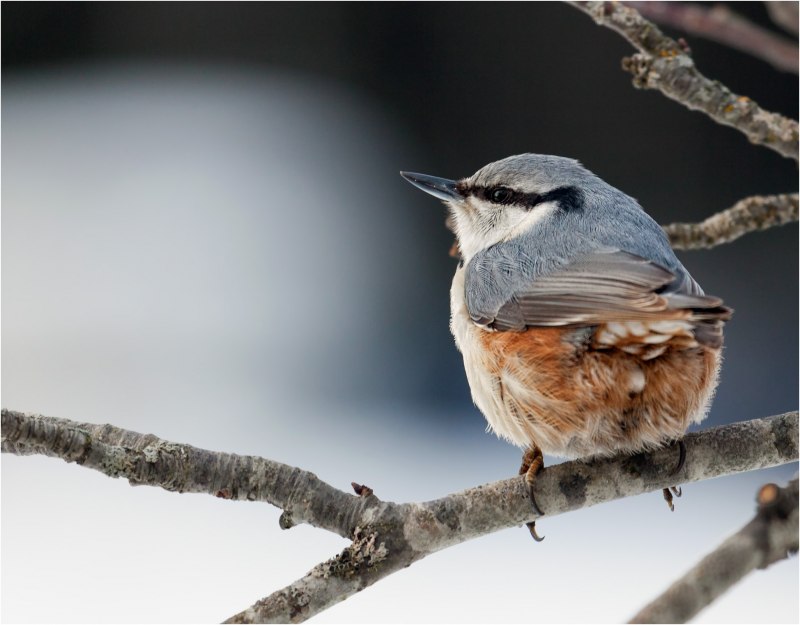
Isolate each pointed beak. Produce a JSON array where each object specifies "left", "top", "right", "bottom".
[{"left": 400, "top": 171, "right": 463, "bottom": 202}]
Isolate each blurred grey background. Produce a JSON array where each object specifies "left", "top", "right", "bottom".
[{"left": 2, "top": 2, "right": 797, "bottom": 623}]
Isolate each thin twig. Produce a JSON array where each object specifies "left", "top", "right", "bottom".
[
  {"left": 630, "top": 479, "right": 799, "bottom": 623},
  {"left": 625, "top": 2, "right": 798, "bottom": 74},
  {"left": 663, "top": 192, "right": 798, "bottom": 249},
  {"left": 4, "top": 409, "right": 797, "bottom": 623},
  {"left": 568, "top": 1, "right": 799, "bottom": 161}
]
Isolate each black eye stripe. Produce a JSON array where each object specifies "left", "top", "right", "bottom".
[
  {"left": 468, "top": 185, "right": 583, "bottom": 212},
  {"left": 472, "top": 186, "right": 541, "bottom": 210},
  {"left": 539, "top": 186, "right": 584, "bottom": 212}
]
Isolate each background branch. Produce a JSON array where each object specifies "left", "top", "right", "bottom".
[
  {"left": 445, "top": 193, "right": 798, "bottom": 257},
  {"left": 766, "top": 1, "right": 799, "bottom": 36},
  {"left": 663, "top": 192, "right": 799, "bottom": 250},
  {"left": 630, "top": 479, "right": 799, "bottom": 624},
  {"left": 9, "top": 408, "right": 791, "bottom": 623},
  {"left": 624, "top": 2, "right": 798, "bottom": 74},
  {"left": 569, "top": 1, "right": 799, "bottom": 161}
]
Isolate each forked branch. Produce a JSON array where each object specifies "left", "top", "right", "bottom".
[
  {"left": 3, "top": 409, "right": 798, "bottom": 623},
  {"left": 569, "top": 1, "right": 799, "bottom": 160}
]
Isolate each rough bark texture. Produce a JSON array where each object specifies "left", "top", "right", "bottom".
[
  {"left": 625, "top": 1, "right": 798, "bottom": 74},
  {"left": 569, "top": 1, "right": 799, "bottom": 160},
  {"left": 0, "top": 409, "right": 365, "bottom": 539},
  {"left": 7, "top": 409, "right": 792, "bottom": 623},
  {"left": 225, "top": 410, "right": 800, "bottom": 622},
  {"left": 630, "top": 479, "right": 799, "bottom": 624},
  {"left": 663, "top": 193, "right": 799, "bottom": 250}
]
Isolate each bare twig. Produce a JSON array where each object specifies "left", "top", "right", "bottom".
[
  {"left": 766, "top": 1, "right": 799, "bottom": 36},
  {"left": 663, "top": 192, "right": 799, "bottom": 249},
  {"left": 568, "top": 1, "right": 799, "bottom": 161},
  {"left": 625, "top": 2, "right": 798, "bottom": 74},
  {"left": 630, "top": 479, "right": 799, "bottom": 623},
  {"left": 6, "top": 409, "right": 793, "bottom": 622}
]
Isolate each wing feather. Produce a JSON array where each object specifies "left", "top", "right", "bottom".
[{"left": 477, "top": 250, "right": 730, "bottom": 343}]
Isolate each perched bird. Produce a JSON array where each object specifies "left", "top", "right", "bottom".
[{"left": 401, "top": 154, "right": 731, "bottom": 540}]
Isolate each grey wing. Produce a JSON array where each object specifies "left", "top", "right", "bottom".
[{"left": 468, "top": 249, "right": 731, "bottom": 347}]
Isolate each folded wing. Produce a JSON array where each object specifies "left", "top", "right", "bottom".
[{"left": 470, "top": 249, "right": 731, "bottom": 348}]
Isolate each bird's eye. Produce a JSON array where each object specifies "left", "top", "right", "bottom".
[{"left": 490, "top": 187, "right": 513, "bottom": 204}]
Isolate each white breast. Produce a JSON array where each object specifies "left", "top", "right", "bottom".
[{"left": 449, "top": 266, "right": 532, "bottom": 445}]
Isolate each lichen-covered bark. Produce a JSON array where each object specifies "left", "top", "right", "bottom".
[
  {"left": 224, "top": 521, "right": 419, "bottom": 624},
  {"left": 569, "top": 1, "right": 799, "bottom": 160},
  {"left": 630, "top": 479, "right": 799, "bottom": 623},
  {"left": 3, "top": 409, "right": 798, "bottom": 623},
  {"left": 405, "top": 413, "right": 799, "bottom": 550},
  {"left": 663, "top": 193, "right": 799, "bottom": 250},
  {"left": 0, "top": 409, "right": 370, "bottom": 539}
]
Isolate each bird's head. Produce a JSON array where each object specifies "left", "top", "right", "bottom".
[{"left": 402, "top": 154, "right": 596, "bottom": 262}]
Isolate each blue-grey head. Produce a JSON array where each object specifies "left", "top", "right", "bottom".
[{"left": 401, "top": 153, "right": 675, "bottom": 270}]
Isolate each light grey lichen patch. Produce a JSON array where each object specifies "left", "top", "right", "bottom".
[
  {"left": 286, "top": 586, "right": 310, "bottom": 621},
  {"left": 142, "top": 442, "right": 187, "bottom": 463},
  {"left": 311, "top": 526, "right": 388, "bottom": 579},
  {"left": 98, "top": 445, "right": 133, "bottom": 477},
  {"left": 770, "top": 413, "right": 799, "bottom": 465}
]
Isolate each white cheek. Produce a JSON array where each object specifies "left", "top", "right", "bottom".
[
  {"left": 450, "top": 199, "right": 558, "bottom": 262},
  {"left": 504, "top": 201, "right": 558, "bottom": 241}
]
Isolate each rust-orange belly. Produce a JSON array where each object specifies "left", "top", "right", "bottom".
[{"left": 470, "top": 325, "right": 721, "bottom": 458}]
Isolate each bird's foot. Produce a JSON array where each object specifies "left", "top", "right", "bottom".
[
  {"left": 519, "top": 445, "right": 545, "bottom": 541},
  {"left": 662, "top": 485, "right": 682, "bottom": 511},
  {"left": 662, "top": 440, "right": 686, "bottom": 511}
]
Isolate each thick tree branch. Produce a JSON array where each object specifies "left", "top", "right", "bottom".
[
  {"left": 569, "top": 1, "right": 799, "bottom": 160},
  {"left": 630, "top": 479, "right": 799, "bottom": 623},
  {"left": 663, "top": 192, "right": 799, "bottom": 249},
  {"left": 625, "top": 2, "right": 798, "bottom": 74},
  {"left": 226, "top": 411, "right": 799, "bottom": 622},
  {"left": 4, "top": 409, "right": 797, "bottom": 623},
  {"left": 0, "top": 409, "right": 366, "bottom": 539}
]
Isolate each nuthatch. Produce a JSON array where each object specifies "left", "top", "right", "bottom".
[{"left": 402, "top": 154, "right": 731, "bottom": 540}]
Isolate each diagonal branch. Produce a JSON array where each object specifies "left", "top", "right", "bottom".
[
  {"left": 0, "top": 409, "right": 368, "bottom": 539},
  {"left": 225, "top": 411, "right": 799, "bottom": 622},
  {"left": 3, "top": 408, "right": 798, "bottom": 623},
  {"left": 568, "top": 1, "right": 799, "bottom": 161},
  {"left": 663, "top": 192, "right": 799, "bottom": 250},
  {"left": 624, "top": 2, "right": 798, "bottom": 74},
  {"left": 766, "top": 1, "right": 799, "bottom": 36},
  {"left": 630, "top": 478, "right": 799, "bottom": 623}
]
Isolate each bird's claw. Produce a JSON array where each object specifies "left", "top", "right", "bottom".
[
  {"left": 520, "top": 445, "right": 545, "bottom": 540},
  {"left": 663, "top": 440, "right": 686, "bottom": 511},
  {"left": 526, "top": 520, "right": 545, "bottom": 542}
]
